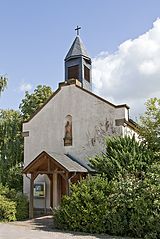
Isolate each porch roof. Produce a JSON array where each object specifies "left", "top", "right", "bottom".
[{"left": 23, "top": 151, "right": 88, "bottom": 174}]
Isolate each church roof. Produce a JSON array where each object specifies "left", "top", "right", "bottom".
[
  {"left": 48, "top": 152, "right": 88, "bottom": 172},
  {"left": 65, "top": 36, "right": 90, "bottom": 60},
  {"left": 66, "top": 153, "right": 95, "bottom": 172},
  {"left": 23, "top": 151, "right": 88, "bottom": 174}
]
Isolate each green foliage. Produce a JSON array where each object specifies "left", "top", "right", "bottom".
[
  {"left": 0, "top": 75, "right": 7, "bottom": 95},
  {"left": 19, "top": 85, "right": 53, "bottom": 120},
  {"left": 7, "top": 164, "right": 23, "bottom": 191},
  {"left": 0, "top": 110, "right": 23, "bottom": 190},
  {"left": 55, "top": 174, "right": 160, "bottom": 238},
  {"left": 0, "top": 85, "right": 52, "bottom": 190},
  {"left": 14, "top": 192, "right": 29, "bottom": 220},
  {"left": 0, "top": 184, "right": 17, "bottom": 221},
  {"left": 0, "top": 195, "right": 16, "bottom": 221},
  {"left": 89, "top": 136, "right": 155, "bottom": 181},
  {"left": 0, "top": 184, "right": 29, "bottom": 221},
  {"left": 55, "top": 136, "right": 160, "bottom": 238},
  {"left": 55, "top": 176, "right": 109, "bottom": 233},
  {"left": 139, "top": 97, "right": 160, "bottom": 151},
  {"left": 107, "top": 174, "right": 160, "bottom": 238}
]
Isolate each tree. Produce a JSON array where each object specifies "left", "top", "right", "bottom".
[
  {"left": 19, "top": 85, "right": 53, "bottom": 120},
  {"left": 139, "top": 97, "right": 160, "bottom": 151},
  {"left": 0, "top": 75, "right": 7, "bottom": 95},
  {"left": 0, "top": 110, "right": 23, "bottom": 190},
  {"left": 89, "top": 136, "right": 155, "bottom": 181},
  {"left": 0, "top": 85, "right": 53, "bottom": 191}
]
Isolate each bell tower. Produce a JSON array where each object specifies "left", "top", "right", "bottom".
[{"left": 65, "top": 26, "right": 92, "bottom": 91}]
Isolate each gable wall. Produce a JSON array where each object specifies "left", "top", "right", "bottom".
[{"left": 23, "top": 84, "right": 128, "bottom": 167}]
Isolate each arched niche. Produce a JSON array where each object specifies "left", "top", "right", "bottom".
[{"left": 64, "top": 115, "right": 72, "bottom": 146}]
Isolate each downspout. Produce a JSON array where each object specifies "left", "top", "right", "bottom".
[{"left": 68, "top": 172, "right": 77, "bottom": 195}]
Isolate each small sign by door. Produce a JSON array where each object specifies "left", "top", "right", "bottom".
[{"left": 34, "top": 182, "right": 45, "bottom": 198}]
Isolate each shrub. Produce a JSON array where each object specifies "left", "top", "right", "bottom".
[
  {"left": 0, "top": 184, "right": 29, "bottom": 221},
  {"left": 107, "top": 174, "right": 160, "bottom": 238},
  {"left": 14, "top": 192, "right": 29, "bottom": 220},
  {"left": 55, "top": 174, "right": 160, "bottom": 239},
  {"left": 55, "top": 136, "right": 160, "bottom": 238},
  {"left": 0, "top": 195, "right": 16, "bottom": 221},
  {"left": 55, "top": 176, "right": 110, "bottom": 234}
]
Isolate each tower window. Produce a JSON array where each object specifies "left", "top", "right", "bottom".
[
  {"left": 64, "top": 115, "right": 72, "bottom": 146},
  {"left": 84, "top": 65, "right": 90, "bottom": 82},
  {"left": 68, "top": 65, "right": 79, "bottom": 80}
]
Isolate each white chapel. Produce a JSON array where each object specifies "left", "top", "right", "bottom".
[{"left": 23, "top": 29, "right": 138, "bottom": 218}]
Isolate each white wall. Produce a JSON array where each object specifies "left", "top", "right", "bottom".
[
  {"left": 23, "top": 84, "right": 128, "bottom": 165},
  {"left": 122, "top": 125, "right": 139, "bottom": 140}
]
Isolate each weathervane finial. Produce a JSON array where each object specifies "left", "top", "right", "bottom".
[{"left": 75, "top": 25, "right": 81, "bottom": 36}]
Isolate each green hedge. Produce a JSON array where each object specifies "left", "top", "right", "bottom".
[{"left": 54, "top": 175, "right": 160, "bottom": 239}]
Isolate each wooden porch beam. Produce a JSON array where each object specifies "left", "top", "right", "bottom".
[
  {"left": 32, "top": 170, "right": 66, "bottom": 175},
  {"left": 47, "top": 156, "right": 51, "bottom": 172}
]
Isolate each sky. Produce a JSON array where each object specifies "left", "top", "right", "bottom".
[{"left": 1, "top": 0, "right": 160, "bottom": 120}]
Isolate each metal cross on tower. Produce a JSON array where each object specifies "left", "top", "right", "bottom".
[{"left": 75, "top": 26, "right": 81, "bottom": 35}]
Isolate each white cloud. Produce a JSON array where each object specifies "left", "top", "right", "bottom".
[
  {"left": 92, "top": 18, "right": 160, "bottom": 119},
  {"left": 139, "top": 60, "right": 158, "bottom": 75},
  {"left": 19, "top": 82, "right": 32, "bottom": 92}
]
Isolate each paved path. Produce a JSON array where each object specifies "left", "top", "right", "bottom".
[{"left": 0, "top": 216, "right": 132, "bottom": 239}]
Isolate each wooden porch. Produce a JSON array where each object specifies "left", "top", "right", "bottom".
[{"left": 23, "top": 151, "right": 88, "bottom": 218}]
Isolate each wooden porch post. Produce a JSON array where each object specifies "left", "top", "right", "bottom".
[
  {"left": 53, "top": 172, "right": 58, "bottom": 208},
  {"left": 29, "top": 174, "right": 34, "bottom": 219},
  {"left": 49, "top": 174, "right": 53, "bottom": 208},
  {"left": 66, "top": 173, "right": 69, "bottom": 196}
]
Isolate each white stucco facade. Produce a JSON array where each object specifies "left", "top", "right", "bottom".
[{"left": 23, "top": 82, "right": 130, "bottom": 165}]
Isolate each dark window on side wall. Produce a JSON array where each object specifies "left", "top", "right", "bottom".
[
  {"left": 68, "top": 65, "right": 79, "bottom": 80},
  {"left": 84, "top": 65, "right": 90, "bottom": 82}
]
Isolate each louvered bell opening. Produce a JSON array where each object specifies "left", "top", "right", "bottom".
[{"left": 68, "top": 65, "right": 79, "bottom": 80}]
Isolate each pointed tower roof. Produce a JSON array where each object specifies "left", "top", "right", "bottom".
[{"left": 65, "top": 36, "right": 90, "bottom": 61}]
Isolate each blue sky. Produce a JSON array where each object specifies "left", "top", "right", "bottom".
[{"left": 1, "top": 0, "right": 160, "bottom": 119}]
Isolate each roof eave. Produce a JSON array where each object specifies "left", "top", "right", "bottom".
[{"left": 65, "top": 54, "right": 91, "bottom": 62}]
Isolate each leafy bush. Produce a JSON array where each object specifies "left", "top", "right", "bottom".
[
  {"left": 55, "top": 176, "right": 109, "bottom": 233},
  {"left": 55, "top": 174, "right": 160, "bottom": 238},
  {"left": 14, "top": 192, "right": 29, "bottom": 220},
  {"left": 0, "top": 184, "right": 29, "bottom": 221},
  {"left": 0, "top": 195, "right": 16, "bottom": 221},
  {"left": 55, "top": 136, "right": 160, "bottom": 239},
  {"left": 108, "top": 175, "right": 160, "bottom": 238}
]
